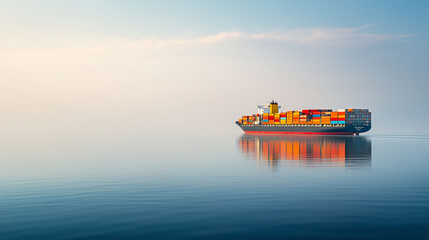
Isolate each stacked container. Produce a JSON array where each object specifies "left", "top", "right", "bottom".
[
  {"left": 274, "top": 113, "right": 280, "bottom": 125},
  {"left": 262, "top": 113, "right": 269, "bottom": 125},
  {"left": 331, "top": 112, "right": 338, "bottom": 124},
  {"left": 268, "top": 113, "right": 274, "bottom": 125},
  {"left": 238, "top": 107, "right": 370, "bottom": 127},
  {"left": 321, "top": 115, "right": 331, "bottom": 125},
  {"left": 346, "top": 109, "right": 371, "bottom": 126},
  {"left": 280, "top": 112, "right": 287, "bottom": 125},
  {"left": 293, "top": 111, "right": 300, "bottom": 125},
  {"left": 287, "top": 111, "right": 293, "bottom": 125},
  {"left": 312, "top": 111, "right": 321, "bottom": 125},
  {"left": 300, "top": 114, "right": 307, "bottom": 125},
  {"left": 338, "top": 110, "right": 346, "bottom": 124}
]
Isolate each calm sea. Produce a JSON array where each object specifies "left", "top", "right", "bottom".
[{"left": 1, "top": 134, "right": 429, "bottom": 239}]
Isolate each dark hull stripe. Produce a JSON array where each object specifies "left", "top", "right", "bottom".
[
  {"left": 244, "top": 131, "right": 354, "bottom": 135},
  {"left": 236, "top": 122, "right": 371, "bottom": 135}
]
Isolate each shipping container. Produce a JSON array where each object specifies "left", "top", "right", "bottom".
[{"left": 321, "top": 116, "right": 331, "bottom": 124}]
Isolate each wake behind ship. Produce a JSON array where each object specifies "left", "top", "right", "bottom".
[{"left": 236, "top": 101, "right": 371, "bottom": 135}]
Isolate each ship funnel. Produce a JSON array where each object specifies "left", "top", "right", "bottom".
[{"left": 270, "top": 101, "right": 279, "bottom": 114}]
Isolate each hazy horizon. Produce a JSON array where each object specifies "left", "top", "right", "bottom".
[{"left": 1, "top": 0, "right": 428, "bottom": 142}]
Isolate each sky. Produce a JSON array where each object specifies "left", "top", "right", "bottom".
[{"left": 0, "top": 0, "right": 428, "bottom": 144}]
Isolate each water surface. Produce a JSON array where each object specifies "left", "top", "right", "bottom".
[{"left": 1, "top": 134, "right": 429, "bottom": 239}]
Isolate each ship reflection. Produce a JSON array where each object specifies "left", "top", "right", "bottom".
[{"left": 237, "top": 135, "right": 371, "bottom": 169}]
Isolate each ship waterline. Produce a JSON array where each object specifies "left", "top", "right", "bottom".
[{"left": 236, "top": 122, "right": 371, "bottom": 135}]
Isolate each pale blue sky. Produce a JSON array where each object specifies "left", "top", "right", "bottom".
[{"left": 0, "top": 0, "right": 428, "bottom": 137}]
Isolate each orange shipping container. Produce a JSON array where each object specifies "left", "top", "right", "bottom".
[
  {"left": 321, "top": 116, "right": 330, "bottom": 124},
  {"left": 321, "top": 119, "right": 330, "bottom": 124}
]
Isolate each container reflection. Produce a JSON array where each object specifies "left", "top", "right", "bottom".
[{"left": 238, "top": 135, "right": 371, "bottom": 169}]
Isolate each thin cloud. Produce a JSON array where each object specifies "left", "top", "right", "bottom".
[
  {"left": 250, "top": 25, "right": 412, "bottom": 45},
  {"left": 102, "top": 25, "right": 412, "bottom": 51}
]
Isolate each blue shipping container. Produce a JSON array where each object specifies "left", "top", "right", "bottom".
[
  {"left": 331, "top": 121, "right": 338, "bottom": 124},
  {"left": 338, "top": 120, "right": 345, "bottom": 124},
  {"left": 313, "top": 114, "right": 320, "bottom": 117}
]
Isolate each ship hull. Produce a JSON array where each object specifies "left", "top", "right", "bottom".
[{"left": 236, "top": 122, "right": 371, "bottom": 135}]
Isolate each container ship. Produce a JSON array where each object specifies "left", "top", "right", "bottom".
[{"left": 236, "top": 101, "right": 371, "bottom": 135}]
